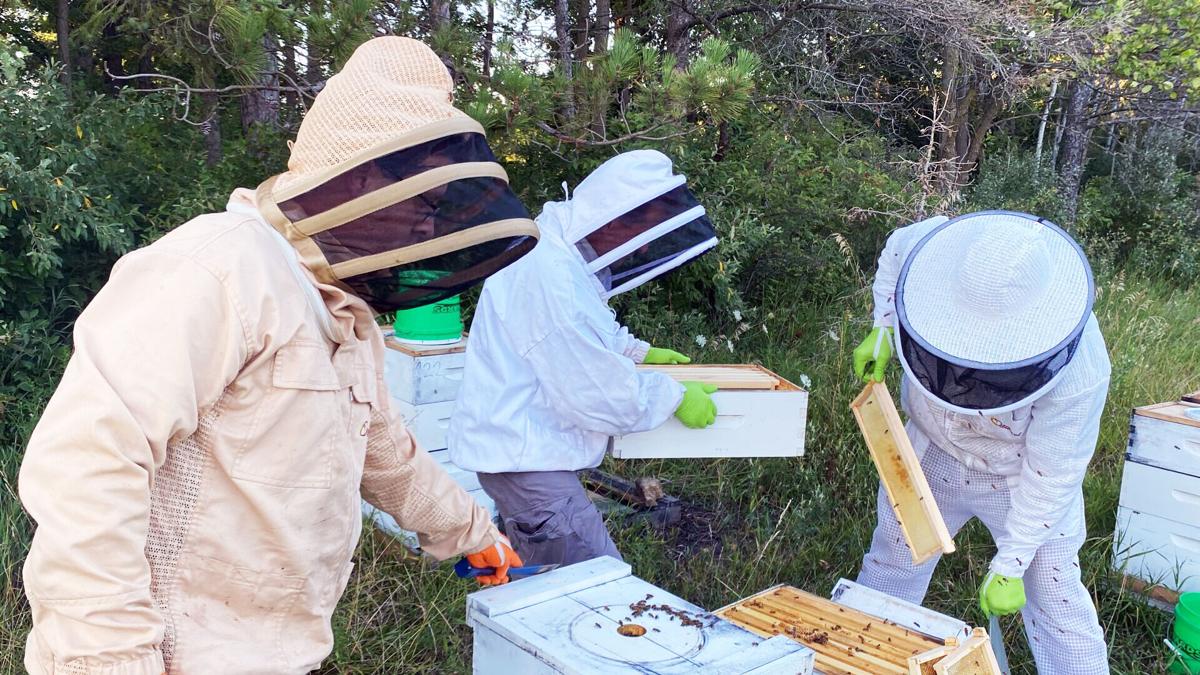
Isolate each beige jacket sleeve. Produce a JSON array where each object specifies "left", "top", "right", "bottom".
[
  {"left": 19, "top": 250, "right": 248, "bottom": 674},
  {"left": 359, "top": 394, "right": 500, "bottom": 560}
]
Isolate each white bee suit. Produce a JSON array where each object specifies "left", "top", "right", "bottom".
[
  {"left": 450, "top": 151, "right": 718, "bottom": 566},
  {"left": 857, "top": 215, "right": 1112, "bottom": 675}
]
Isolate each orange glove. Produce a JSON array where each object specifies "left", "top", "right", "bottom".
[{"left": 465, "top": 535, "right": 523, "bottom": 585}]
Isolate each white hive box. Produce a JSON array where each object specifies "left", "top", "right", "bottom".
[
  {"left": 394, "top": 398, "right": 455, "bottom": 452},
  {"left": 611, "top": 365, "right": 807, "bottom": 460},
  {"left": 383, "top": 336, "right": 468, "bottom": 405},
  {"left": 1113, "top": 400, "right": 1200, "bottom": 595},
  {"left": 467, "top": 556, "right": 815, "bottom": 674}
]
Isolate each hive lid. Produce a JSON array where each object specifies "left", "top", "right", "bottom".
[
  {"left": 1134, "top": 401, "right": 1200, "bottom": 429},
  {"left": 467, "top": 556, "right": 814, "bottom": 673}
]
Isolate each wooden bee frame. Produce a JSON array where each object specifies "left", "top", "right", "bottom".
[{"left": 851, "top": 381, "right": 955, "bottom": 565}]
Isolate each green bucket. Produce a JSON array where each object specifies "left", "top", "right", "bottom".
[
  {"left": 1169, "top": 593, "right": 1200, "bottom": 674},
  {"left": 392, "top": 271, "right": 463, "bottom": 345}
]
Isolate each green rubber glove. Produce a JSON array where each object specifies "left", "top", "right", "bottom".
[
  {"left": 979, "top": 572, "right": 1026, "bottom": 617},
  {"left": 674, "top": 382, "right": 718, "bottom": 428},
  {"left": 644, "top": 347, "right": 692, "bottom": 364},
  {"left": 852, "top": 327, "right": 894, "bottom": 383}
]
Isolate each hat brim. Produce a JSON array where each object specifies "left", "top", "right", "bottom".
[{"left": 897, "top": 211, "right": 1093, "bottom": 366}]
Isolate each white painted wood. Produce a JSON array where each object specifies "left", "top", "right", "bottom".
[
  {"left": 394, "top": 398, "right": 455, "bottom": 452},
  {"left": 829, "top": 578, "right": 970, "bottom": 642},
  {"left": 1119, "top": 460, "right": 1200, "bottom": 527},
  {"left": 446, "top": 464, "right": 483, "bottom": 492},
  {"left": 472, "top": 623, "right": 558, "bottom": 674},
  {"left": 611, "top": 389, "right": 807, "bottom": 459},
  {"left": 1113, "top": 506, "right": 1200, "bottom": 594},
  {"left": 469, "top": 556, "right": 632, "bottom": 618},
  {"left": 1128, "top": 408, "right": 1200, "bottom": 478},
  {"left": 384, "top": 339, "right": 467, "bottom": 405},
  {"left": 468, "top": 558, "right": 815, "bottom": 674},
  {"left": 735, "top": 639, "right": 816, "bottom": 675}
]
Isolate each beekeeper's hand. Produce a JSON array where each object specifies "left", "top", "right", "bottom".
[
  {"left": 674, "top": 382, "right": 718, "bottom": 428},
  {"left": 852, "top": 327, "right": 893, "bottom": 382},
  {"left": 979, "top": 572, "right": 1026, "bottom": 616},
  {"left": 466, "top": 535, "right": 523, "bottom": 585},
  {"left": 644, "top": 347, "right": 692, "bottom": 364}
]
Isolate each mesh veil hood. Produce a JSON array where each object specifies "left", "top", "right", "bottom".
[
  {"left": 549, "top": 150, "right": 717, "bottom": 299},
  {"left": 255, "top": 36, "right": 538, "bottom": 311}
]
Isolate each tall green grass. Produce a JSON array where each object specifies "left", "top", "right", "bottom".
[{"left": 3, "top": 272, "right": 1196, "bottom": 674}]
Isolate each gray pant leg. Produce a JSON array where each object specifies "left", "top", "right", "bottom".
[{"left": 477, "top": 470, "right": 622, "bottom": 567}]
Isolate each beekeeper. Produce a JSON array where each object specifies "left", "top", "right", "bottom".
[
  {"left": 18, "top": 37, "right": 537, "bottom": 675},
  {"left": 852, "top": 211, "right": 1111, "bottom": 674},
  {"left": 449, "top": 150, "right": 719, "bottom": 566}
]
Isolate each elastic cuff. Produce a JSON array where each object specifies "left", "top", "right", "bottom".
[
  {"left": 989, "top": 556, "right": 1026, "bottom": 579},
  {"left": 628, "top": 340, "right": 651, "bottom": 363}
]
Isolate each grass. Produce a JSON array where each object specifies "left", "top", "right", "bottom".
[{"left": 3, "top": 271, "right": 1198, "bottom": 674}]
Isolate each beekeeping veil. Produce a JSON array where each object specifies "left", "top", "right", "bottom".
[
  {"left": 560, "top": 150, "right": 717, "bottom": 300},
  {"left": 895, "top": 211, "right": 1095, "bottom": 415},
  {"left": 255, "top": 37, "right": 538, "bottom": 311}
]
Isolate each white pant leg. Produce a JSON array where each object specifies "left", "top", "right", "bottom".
[
  {"left": 857, "top": 445, "right": 975, "bottom": 605},
  {"left": 972, "top": 493, "right": 1109, "bottom": 675}
]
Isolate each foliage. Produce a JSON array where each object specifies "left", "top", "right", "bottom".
[{"left": 1103, "top": 0, "right": 1200, "bottom": 97}]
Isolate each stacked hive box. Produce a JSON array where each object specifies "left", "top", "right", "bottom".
[
  {"left": 1114, "top": 399, "right": 1200, "bottom": 596},
  {"left": 361, "top": 335, "right": 496, "bottom": 550}
]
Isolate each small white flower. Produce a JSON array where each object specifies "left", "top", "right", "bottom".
[
  {"left": 826, "top": 328, "right": 839, "bottom": 342},
  {"left": 761, "top": 324, "right": 769, "bottom": 334},
  {"left": 733, "top": 309, "right": 742, "bottom": 322},
  {"left": 799, "top": 374, "right": 812, "bottom": 389},
  {"left": 695, "top": 334, "right": 708, "bottom": 348}
]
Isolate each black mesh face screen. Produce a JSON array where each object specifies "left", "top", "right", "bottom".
[
  {"left": 897, "top": 321, "right": 1079, "bottom": 411},
  {"left": 605, "top": 214, "right": 716, "bottom": 286},
  {"left": 583, "top": 185, "right": 703, "bottom": 258},
  {"left": 342, "top": 235, "right": 536, "bottom": 311},
  {"left": 278, "top": 132, "right": 498, "bottom": 220},
  {"left": 307, "top": 177, "right": 530, "bottom": 265}
]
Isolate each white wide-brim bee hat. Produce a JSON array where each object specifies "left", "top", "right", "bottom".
[
  {"left": 255, "top": 36, "right": 538, "bottom": 311},
  {"left": 895, "top": 210, "right": 1095, "bottom": 414}
]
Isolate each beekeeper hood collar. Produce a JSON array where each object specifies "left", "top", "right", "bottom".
[
  {"left": 558, "top": 150, "right": 717, "bottom": 299},
  {"left": 254, "top": 36, "right": 538, "bottom": 312},
  {"left": 895, "top": 211, "right": 1095, "bottom": 415}
]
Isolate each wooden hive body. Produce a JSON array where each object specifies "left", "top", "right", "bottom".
[
  {"left": 1113, "top": 400, "right": 1200, "bottom": 597},
  {"left": 611, "top": 364, "right": 808, "bottom": 459}
]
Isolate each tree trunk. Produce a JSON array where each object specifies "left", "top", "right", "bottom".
[
  {"left": 935, "top": 44, "right": 961, "bottom": 165},
  {"left": 241, "top": 35, "right": 280, "bottom": 146},
  {"left": 283, "top": 38, "right": 298, "bottom": 122},
  {"left": 574, "top": 0, "right": 591, "bottom": 62},
  {"left": 594, "top": 0, "right": 610, "bottom": 54},
  {"left": 665, "top": 0, "right": 691, "bottom": 67},
  {"left": 962, "top": 93, "right": 1003, "bottom": 177},
  {"left": 202, "top": 92, "right": 223, "bottom": 167},
  {"left": 428, "top": 0, "right": 451, "bottom": 30},
  {"left": 554, "top": 0, "right": 575, "bottom": 118},
  {"left": 1057, "top": 78, "right": 1094, "bottom": 228},
  {"left": 56, "top": 0, "right": 71, "bottom": 90},
  {"left": 713, "top": 120, "right": 731, "bottom": 161},
  {"left": 1034, "top": 77, "right": 1058, "bottom": 166},
  {"left": 482, "top": 0, "right": 494, "bottom": 78}
]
